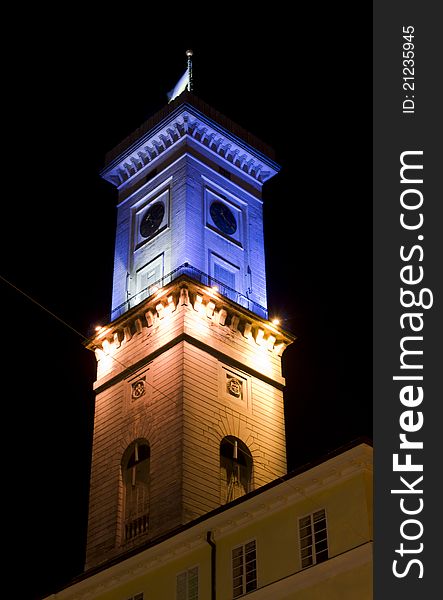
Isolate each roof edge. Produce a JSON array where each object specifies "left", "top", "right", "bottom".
[
  {"left": 105, "top": 91, "right": 276, "bottom": 167},
  {"left": 46, "top": 437, "right": 372, "bottom": 597}
]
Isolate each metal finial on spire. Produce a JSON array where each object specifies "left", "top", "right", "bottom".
[
  {"left": 186, "top": 49, "right": 193, "bottom": 92},
  {"left": 167, "top": 51, "right": 194, "bottom": 103}
]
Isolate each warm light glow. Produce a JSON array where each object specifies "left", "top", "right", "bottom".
[
  {"left": 251, "top": 346, "right": 273, "bottom": 375},
  {"left": 206, "top": 286, "right": 219, "bottom": 300},
  {"left": 272, "top": 318, "right": 280, "bottom": 326},
  {"left": 150, "top": 285, "right": 159, "bottom": 294},
  {"left": 95, "top": 325, "right": 103, "bottom": 332}
]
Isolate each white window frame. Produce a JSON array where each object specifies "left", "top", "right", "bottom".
[
  {"left": 209, "top": 252, "right": 240, "bottom": 301},
  {"left": 176, "top": 565, "right": 199, "bottom": 600},
  {"left": 135, "top": 253, "right": 164, "bottom": 303},
  {"left": 298, "top": 508, "right": 329, "bottom": 569},
  {"left": 232, "top": 539, "right": 258, "bottom": 598}
]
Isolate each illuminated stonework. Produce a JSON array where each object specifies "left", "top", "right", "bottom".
[
  {"left": 90, "top": 277, "right": 293, "bottom": 376},
  {"left": 84, "top": 274, "right": 294, "bottom": 568},
  {"left": 84, "top": 93, "right": 293, "bottom": 572},
  {"left": 104, "top": 93, "right": 277, "bottom": 319},
  {"left": 45, "top": 80, "right": 375, "bottom": 600}
]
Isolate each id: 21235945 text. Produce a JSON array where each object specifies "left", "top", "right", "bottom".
[{"left": 402, "top": 25, "right": 415, "bottom": 115}]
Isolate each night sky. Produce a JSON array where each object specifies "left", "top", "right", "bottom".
[{"left": 1, "top": 13, "right": 371, "bottom": 600}]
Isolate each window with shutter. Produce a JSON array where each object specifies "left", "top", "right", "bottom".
[
  {"left": 220, "top": 437, "right": 253, "bottom": 504},
  {"left": 212, "top": 261, "right": 238, "bottom": 301},
  {"left": 299, "top": 509, "right": 329, "bottom": 568},
  {"left": 176, "top": 566, "right": 199, "bottom": 600},
  {"left": 214, "top": 263, "right": 236, "bottom": 289},
  {"left": 122, "top": 441, "right": 150, "bottom": 541},
  {"left": 232, "top": 540, "right": 257, "bottom": 597},
  {"left": 136, "top": 254, "right": 164, "bottom": 302}
]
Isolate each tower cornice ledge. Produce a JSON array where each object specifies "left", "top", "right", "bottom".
[
  {"left": 86, "top": 275, "right": 295, "bottom": 391},
  {"left": 100, "top": 94, "right": 280, "bottom": 188}
]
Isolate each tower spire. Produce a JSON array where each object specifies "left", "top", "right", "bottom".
[
  {"left": 167, "top": 50, "right": 194, "bottom": 103},
  {"left": 186, "top": 49, "right": 193, "bottom": 92}
]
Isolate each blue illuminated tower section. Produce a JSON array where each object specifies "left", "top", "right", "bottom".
[{"left": 101, "top": 92, "right": 280, "bottom": 320}]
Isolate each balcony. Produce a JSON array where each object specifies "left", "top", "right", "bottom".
[
  {"left": 125, "top": 513, "right": 149, "bottom": 541},
  {"left": 111, "top": 263, "right": 268, "bottom": 321}
]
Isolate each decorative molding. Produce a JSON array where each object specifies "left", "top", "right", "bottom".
[
  {"left": 249, "top": 542, "right": 373, "bottom": 600},
  {"left": 100, "top": 106, "right": 279, "bottom": 188},
  {"left": 88, "top": 278, "right": 295, "bottom": 371}
]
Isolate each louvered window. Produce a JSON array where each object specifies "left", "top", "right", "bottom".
[
  {"left": 299, "top": 509, "right": 329, "bottom": 568},
  {"left": 123, "top": 441, "right": 150, "bottom": 541},
  {"left": 214, "top": 263, "right": 236, "bottom": 290},
  {"left": 220, "top": 437, "right": 253, "bottom": 505},
  {"left": 176, "top": 566, "right": 198, "bottom": 600},
  {"left": 232, "top": 540, "right": 257, "bottom": 598},
  {"left": 136, "top": 256, "right": 163, "bottom": 301}
]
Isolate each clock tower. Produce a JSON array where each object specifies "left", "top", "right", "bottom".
[{"left": 85, "top": 91, "right": 294, "bottom": 570}]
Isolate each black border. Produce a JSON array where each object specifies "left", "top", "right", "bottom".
[{"left": 374, "top": 2, "right": 442, "bottom": 596}]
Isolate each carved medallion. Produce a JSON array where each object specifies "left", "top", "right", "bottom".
[
  {"left": 227, "top": 376, "right": 242, "bottom": 399},
  {"left": 131, "top": 379, "right": 146, "bottom": 399}
]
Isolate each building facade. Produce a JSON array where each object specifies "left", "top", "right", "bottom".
[
  {"left": 44, "top": 91, "right": 373, "bottom": 600},
  {"left": 48, "top": 442, "right": 372, "bottom": 600}
]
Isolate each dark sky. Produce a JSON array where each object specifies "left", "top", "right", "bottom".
[{"left": 1, "top": 12, "right": 371, "bottom": 599}]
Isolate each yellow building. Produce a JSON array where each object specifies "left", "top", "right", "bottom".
[
  {"left": 47, "top": 441, "right": 372, "bottom": 600},
  {"left": 44, "top": 76, "right": 373, "bottom": 600}
]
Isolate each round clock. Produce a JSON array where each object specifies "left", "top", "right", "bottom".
[
  {"left": 140, "top": 202, "right": 165, "bottom": 238},
  {"left": 210, "top": 201, "right": 237, "bottom": 235}
]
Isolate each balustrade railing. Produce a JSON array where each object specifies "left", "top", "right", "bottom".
[
  {"left": 125, "top": 513, "right": 149, "bottom": 541},
  {"left": 111, "top": 263, "right": 268, "bottom": 321}
]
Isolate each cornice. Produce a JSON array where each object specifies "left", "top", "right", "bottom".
[
  {"left": 249, "top": 542, "right": 373, "bottom": 599},
  {"left": 100, "top": 104, "right": 280, "bottom": 188},
  {"left": 88, "top": 276, "right": 295, "bottom": 384}
]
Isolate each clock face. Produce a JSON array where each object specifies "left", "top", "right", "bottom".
[
  {"left": 140, "top": 202, "right": 165, "bottom": 238},
  {"left": 210, "top": 201, "right": 237, "bottom": 235}
]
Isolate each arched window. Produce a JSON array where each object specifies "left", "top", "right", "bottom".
[
  {"left": 220, "top": 436, "right": 253, "bottom": 504},
  {"left": 122, "top": 440, "right": 150, "bottom": 541}
]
